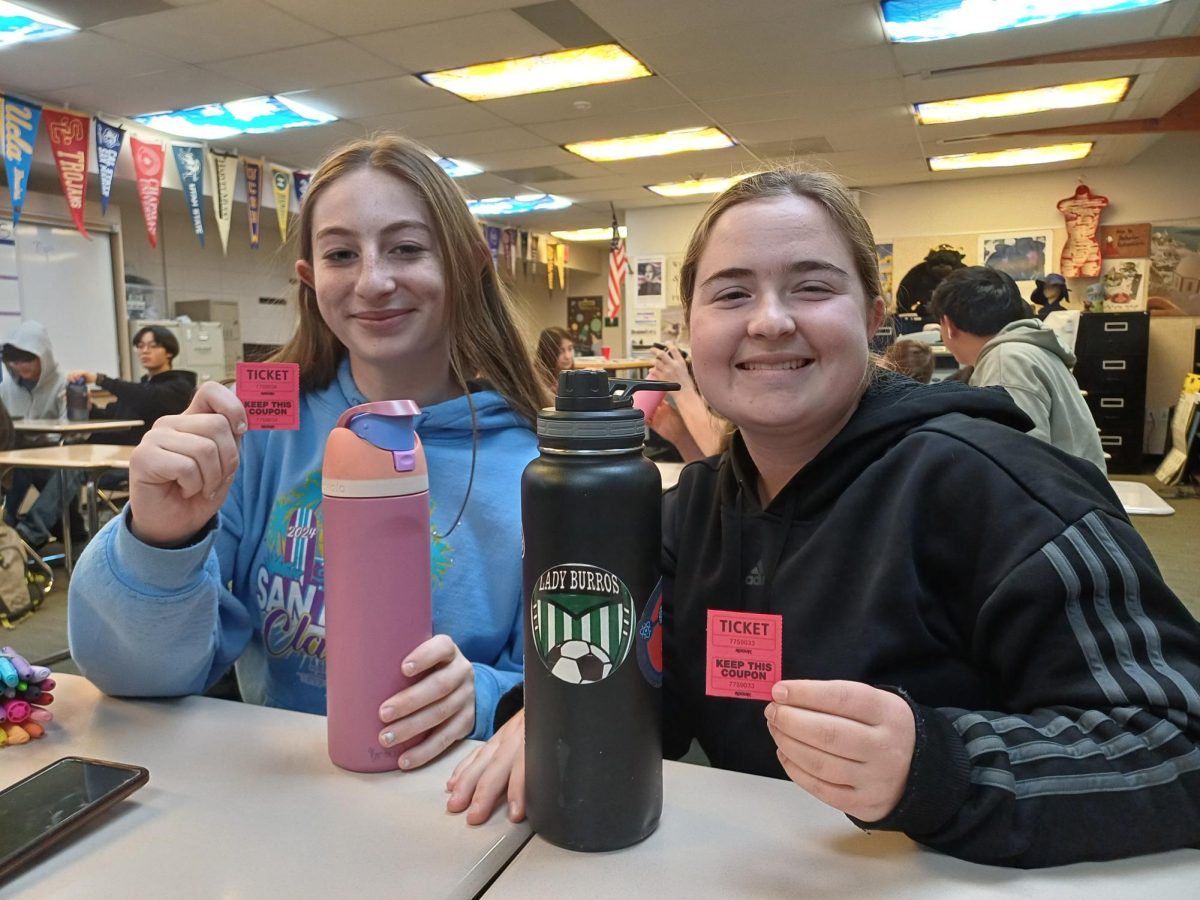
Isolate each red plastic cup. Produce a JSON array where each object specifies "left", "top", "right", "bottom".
[
  {"left": 601, "top": 346, "right": 612, "bottom": 360},
  {"left": 631, "top": 372, "right": 666, "bottom": 420}
]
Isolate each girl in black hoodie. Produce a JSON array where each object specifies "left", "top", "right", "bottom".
[{"left": 447, "top": 168, "right": 1200, "bottom": 868}]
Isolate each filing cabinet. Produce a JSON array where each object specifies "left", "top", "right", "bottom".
[{"left": 1074, "top": 312, "right": 1149, "bottom": 474}]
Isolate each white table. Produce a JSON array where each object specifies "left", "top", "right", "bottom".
[
  {"left": 486, "top": 759, "right": 1200, "bottom": 899},
  {"left": 2, "top": 675, "right": 531, "bottom": 897},
  {"left": 1110, "top": 479, "right": 1176, "bottom": 516},
  {"left": 0, "top": 444, "right": 134, "bottom": 575},
  {"left": 655, "top": 460, "right": 685, "bottom": 490},
  {"left": 13, "top": 418, "right": 144, "bottom": 435}
]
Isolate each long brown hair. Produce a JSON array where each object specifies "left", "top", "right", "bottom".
[{"left": 271, "top": 134, "right": 544, "bottom": 423}]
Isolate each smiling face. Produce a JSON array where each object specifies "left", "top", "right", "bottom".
[
  {"left": 688, "top": 195, "right": 883, "bottom": 451},
  {"left": 556, "top": 337, "right": 575, "bottom": 372},
  {"left": 296, "top": 167, "right": 449, "bottom": 387}
]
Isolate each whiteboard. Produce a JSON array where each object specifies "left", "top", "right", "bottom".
[{"left": 4, "top": 222, "right": 120, "bottom": 377}]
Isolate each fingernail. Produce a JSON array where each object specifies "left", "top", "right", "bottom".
[
  {"left": 771, "top": 683, "right": 787, "bottom": 702},
  {"left": 381, "top": 731, "right": 395, "bottom": 747},
  {"left": 403, "top": 661, "right": 415, "bottom": 675},
  {"left": 764, "top": 703, "right": 774, "bottom": 721},
  {"left": 399, "top": 757, "right": 412, "bottom": 770},
  {"left": 380, "top": 705, "right": 394, "bottom": 721},
  {"left": 237, "top": 422, "right": 248, "bottom": 434}
]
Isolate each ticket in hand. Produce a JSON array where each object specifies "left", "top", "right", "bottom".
[
  {"left": 705, "top": 609, "right": 783, "bottom": 701},
  {"left": 235, "top": 362, "right": 300, "bottom": 430}
]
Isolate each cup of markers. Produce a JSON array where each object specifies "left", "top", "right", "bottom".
[{"left": 0, "top": 646, "right": 55, "bottom": 747}]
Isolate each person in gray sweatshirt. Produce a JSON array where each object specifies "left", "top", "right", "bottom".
[{"left": 930, "top": 266, "right": 1106, "bottom": 472}]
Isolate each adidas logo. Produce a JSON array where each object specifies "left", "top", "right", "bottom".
[{"left": 744, "top": 562, "right": 764, "bottom": 586}]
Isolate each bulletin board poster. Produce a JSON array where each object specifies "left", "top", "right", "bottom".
[
  {"left": 567, "top": 295, "right": 604, "bottom": 351},
  {"left": 980, "top": 231, "right": 1053, "bottom": 289},
  {"left": 630, "top": 308, "right": 660, "bottom": 350},
  {"left": 1149, "top": 225, "right": 1200, "bottom": 316},
  {"left": 1099, "top": 223, "right": 1150, "bottom": 259},
  {"left": 876, "top": 243, "right": 894, "bottom": 311},
  {"left": 666, "top": 254, "right": 685, "bottom": 308},
  {"left": 1101, "top": 258, "right": 1149, "bottom": 312},
  {"left": 636, "top": 255, "right": 666, "bottom": 309}
]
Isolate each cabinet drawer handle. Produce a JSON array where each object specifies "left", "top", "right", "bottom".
[
  {"left": 1100, "top": 398, "right": 1125, "bottom": 408},
  {"left": 1101, "top": 359, "right": 1127, "bottom": 371},
  {"left": 1100, "top": 435, "right": 1123, "bottom": 447},
  {"left": 1103, "top": 322, "right": 1129, "bottom": 333}
]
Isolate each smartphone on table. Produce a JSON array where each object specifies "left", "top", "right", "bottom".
[{"left": 0, "top": 756, "right": 149, "bottom": 883}]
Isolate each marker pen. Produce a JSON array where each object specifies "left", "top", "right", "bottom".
[
  {"left": 0, "top": 647, "right": 33, "bottom": 681},
  {"left": 25, "top": 691, "right": 52, "bottom": 706},
  {"left": 1, "top": 722, "right": 29, "bottom": 744},
  {"left": 28, "top": 707, "right": 52, "bottom": 723},
  {"left": 30, "top": 677, "right": 54, "bottom": 692},
  {"left": 2, "top": 698, "right": 31, "bottom": 723},
  {"left": 0, "top": 656, "right": 17, "bottom": 687},
  {"left": 29, "top": 665, "right": 52, "bottom": 683},
  {"left": 21, "top": 720, "right": 44, "bottom": 739}
]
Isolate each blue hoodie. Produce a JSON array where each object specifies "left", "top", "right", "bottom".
[{"left": 68, "top": 358, "right": 537, "bottom": 739}]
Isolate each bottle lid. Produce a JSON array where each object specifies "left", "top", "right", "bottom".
[{"left": 537, "top": 370, "right": 678, "bottom": 454}]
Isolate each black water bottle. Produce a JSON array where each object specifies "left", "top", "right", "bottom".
[
  {"left": 66, "top": 377, "right": 89, "bottom": 421},
  {"left": 522, "top": 369, "right": 678, "bottom": 852}
]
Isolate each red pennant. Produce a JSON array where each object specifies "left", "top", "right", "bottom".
[
  {"left": 130, "top": 136, "right": 164, "bottom": 249},
  {"left": 42, "top": 109, "right": 91, "bottom": 239}
]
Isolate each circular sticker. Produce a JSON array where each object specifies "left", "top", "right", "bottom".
[{"left": 530, "top": 564, "right": 636, "bottom": 685}]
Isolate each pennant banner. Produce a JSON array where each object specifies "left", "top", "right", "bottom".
[
  {"left": 270, "top": 164, "right": 291, "bottom": 242},
  {"left": 243, "top": 157, "right": 264, "bottom": 249},
  {"left": 207, "top": 147, "right": 239, "bottom": 254},
  {"left": 2, "top": 96, "right": 41, "bottom": 224},
  {"left": 129, "top": 136, "right": 164, "bottom": 249},
  {"left": 556, "top": 242, "right": 567, "bottom": 291},
  {"left": 94, "top": 117, "right": 125, "bottom": 216},
  {"left": 171, "top": 142, "right": 205, "bottom": 247},
  {"left": 519, "top": 230, "right": 530, "bottom": 276},
  {"left": 501, "top": 227, "right": 517, "bottom": 279},
  {"left": 43, "top": 108, "right": 90, "bottom": 238},
  {"left": 293, "top": 170, "right": 311, "bottom": 205},
  {"left": 547, "top": 241, "right": 556, "bottom": 290},
  {"left": 485, "top": 225, "right": 501, "bottom": 263}
]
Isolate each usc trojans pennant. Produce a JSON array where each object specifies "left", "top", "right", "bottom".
[{"left": 43, "top": 109, "right": 90, "bottom": 238}]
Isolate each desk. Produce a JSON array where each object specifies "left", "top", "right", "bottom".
[
  {"left": 14, "top": 418, "right": 144, "bottom": 435},
  {"left": 573, "top": 358, "right": 651, "bottom": 375},
  {"left": 487, "top": 759, "right": 1199, "bottom": 899},
  {"left": 1111, "top": 479, "right": 1176, "bottom": 516},
  {"left": 655, "top": 460, "right": 685, "bottom": 490},
  {"left": 0, "top": 444, "right": 133, "bottom": 574},
  {"left": 3, "top": 675, "right": 531, "bottom": 897}
]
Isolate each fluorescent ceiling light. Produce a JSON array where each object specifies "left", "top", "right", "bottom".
[
  {"left": 435, "top": 157, "right": 482, "bottom": 178},
  {"left": 916, "top": 77, "right": 1132, "bottom": 125},
  {"left": 565, "top": 127, "right": 734, "bottom": 162},
  {"left": 882, "top": 0, "right": 1171, "bottom": 43},
  {"left": 0, "top": 1, "right": 76, "bottom": 45},
  {"left": 134, "top": 95, "right": 336, "bottom": 140},
  {"left": 928, "top": 142, "right": 1094, "bottom": 171},
  {"left": 551, "top": 226, "right": 627, "bottom": 242},
  {"left": 646, "top": 174, "right": 755, "bottom": 197},
  {"left": 419, "top": 43, "right": 651, "bottom": 102},
  {"left": 468, "top": 194, "right": 572, "bottom": 216}
]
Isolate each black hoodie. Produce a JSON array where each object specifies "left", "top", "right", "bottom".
[
  {"left": 662, "top": 370, "right": 1200, "bottom": 867},
  {"left": 94, "top": 369, "right": 197, "bottom": 444}
]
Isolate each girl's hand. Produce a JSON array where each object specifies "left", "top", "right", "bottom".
[
  {"left": 446, "top": 709, "right": 525, "bottom": 825},
  {"left": 379, "top": 635, "right": 476, "bottom": 770},
  {"left": 128, "top": 381, "right": 246, "bottom": 548},
  {"left": 650, "top": 344, "right": 692, "bottom": 393},
  {"left": 765, "top": 680, "right": 915, "bottom": 823}
]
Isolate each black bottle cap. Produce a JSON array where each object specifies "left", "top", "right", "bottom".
[{"left": 538, "top": 370, "right": 681, "bottom": 453}]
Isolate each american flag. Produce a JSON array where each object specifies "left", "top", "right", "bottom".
[{"left": 607, "top": 212, "right": 627, "bottom": 323}]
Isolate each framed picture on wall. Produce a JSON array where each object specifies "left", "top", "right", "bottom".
[
  {"left": 567, "top": 295, "right": 605, "bottom": 352},
  {"left": 636, "top": 255, "right": 666, "bottom": 309},
  {"left": 979, "top": 230, "right": 1054, "bottom": 287},
  {"left": 875, "top": 242, "right": 894, "bottom": 311}
]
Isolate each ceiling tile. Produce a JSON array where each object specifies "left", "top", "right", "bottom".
[
  {"left": 202, "top": 39, "right": 402, "bottom": 92},
  {"left": 354, "top": 104, "right": 512, "bottom": 138},
  {"left": 452, "top": 172, "right": 529, "bottom": 198},
  {"left": 668, "top": 45, "right": 899, "bottom": 102},
  {"left": 466, "top": 145, "right": 583, "bottom": 171},
  {"left": 0, "top": 32, "right": 174, "bottom": 92},
  {"left": 572, "top": 0, "right": 852, "bottom": 40},
  {"left": 525, "top": 104, "right": 710, "bottom": 144},
  {"left": 423, "top": 127, "right": 552, "bottom": 156},
  {"left": 349, "top": 10, "right": 560, "bottom": 71},
  {"left": 223, "top": 121, "right": 368, "bottom": 169},
  {"left": 49, "top": 66, "right": 260, "bottom": 117},
  {"left": 700, "top": 80, "right": 908, "bottom": 126},
  {"left": 260, "top": 0, "right": 530, "bottom": 35},
  {"left": 281, "top": 76, "right": 464, "bottom": 120},
  {"left": 94, "top": 0, "right": 330, "bottom": 64}
]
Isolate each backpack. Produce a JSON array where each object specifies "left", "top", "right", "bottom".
[{"left": 0, "top": 520, "right": 40, "bottom": 627}]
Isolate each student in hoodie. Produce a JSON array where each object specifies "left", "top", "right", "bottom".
[
  {"left": 12, "top": 325, "right": 199, "bottom": 550},
  {"left": 447, "top": 167, "right": 1200, "bottom": 868},
  {"left": 1, "top": 320, "right": 68, "bottom": 526},
  {"left": 930, "top": 265, "right": 1105, "bottom": 471},
  {"left": 68, "top": 134, "right": 545, "bottom": 768}
]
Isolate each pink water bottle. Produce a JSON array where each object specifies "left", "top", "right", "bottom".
[{"left": 322, "top": 400, "right": 432, "bottom": 772}]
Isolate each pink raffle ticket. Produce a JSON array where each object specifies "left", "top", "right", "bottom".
[
  {"left": 236, "top": 362, "right": 300, "bottom": 430},
  {"left": 705, "top": 609, "right": 783, "bottom": 701}
]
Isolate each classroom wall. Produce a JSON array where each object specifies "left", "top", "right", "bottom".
[{"left": 624, "top": 133, "right": 1200, "bottom": 345}]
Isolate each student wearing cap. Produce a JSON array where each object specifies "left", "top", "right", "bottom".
[{"left": 1031, "top": 273, "right": 1070, "bottom": 320}]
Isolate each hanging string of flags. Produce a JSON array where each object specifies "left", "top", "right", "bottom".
[
  {"left": 0, "top": 90, "right": 574, "bottom": 277},
  {"left": 0, "top": 89, "right": 310, "bottom": 250}
]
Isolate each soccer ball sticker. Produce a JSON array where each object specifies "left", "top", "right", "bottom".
[{"left": 531, "top": 564, "right": 636, "bottom": 685}]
